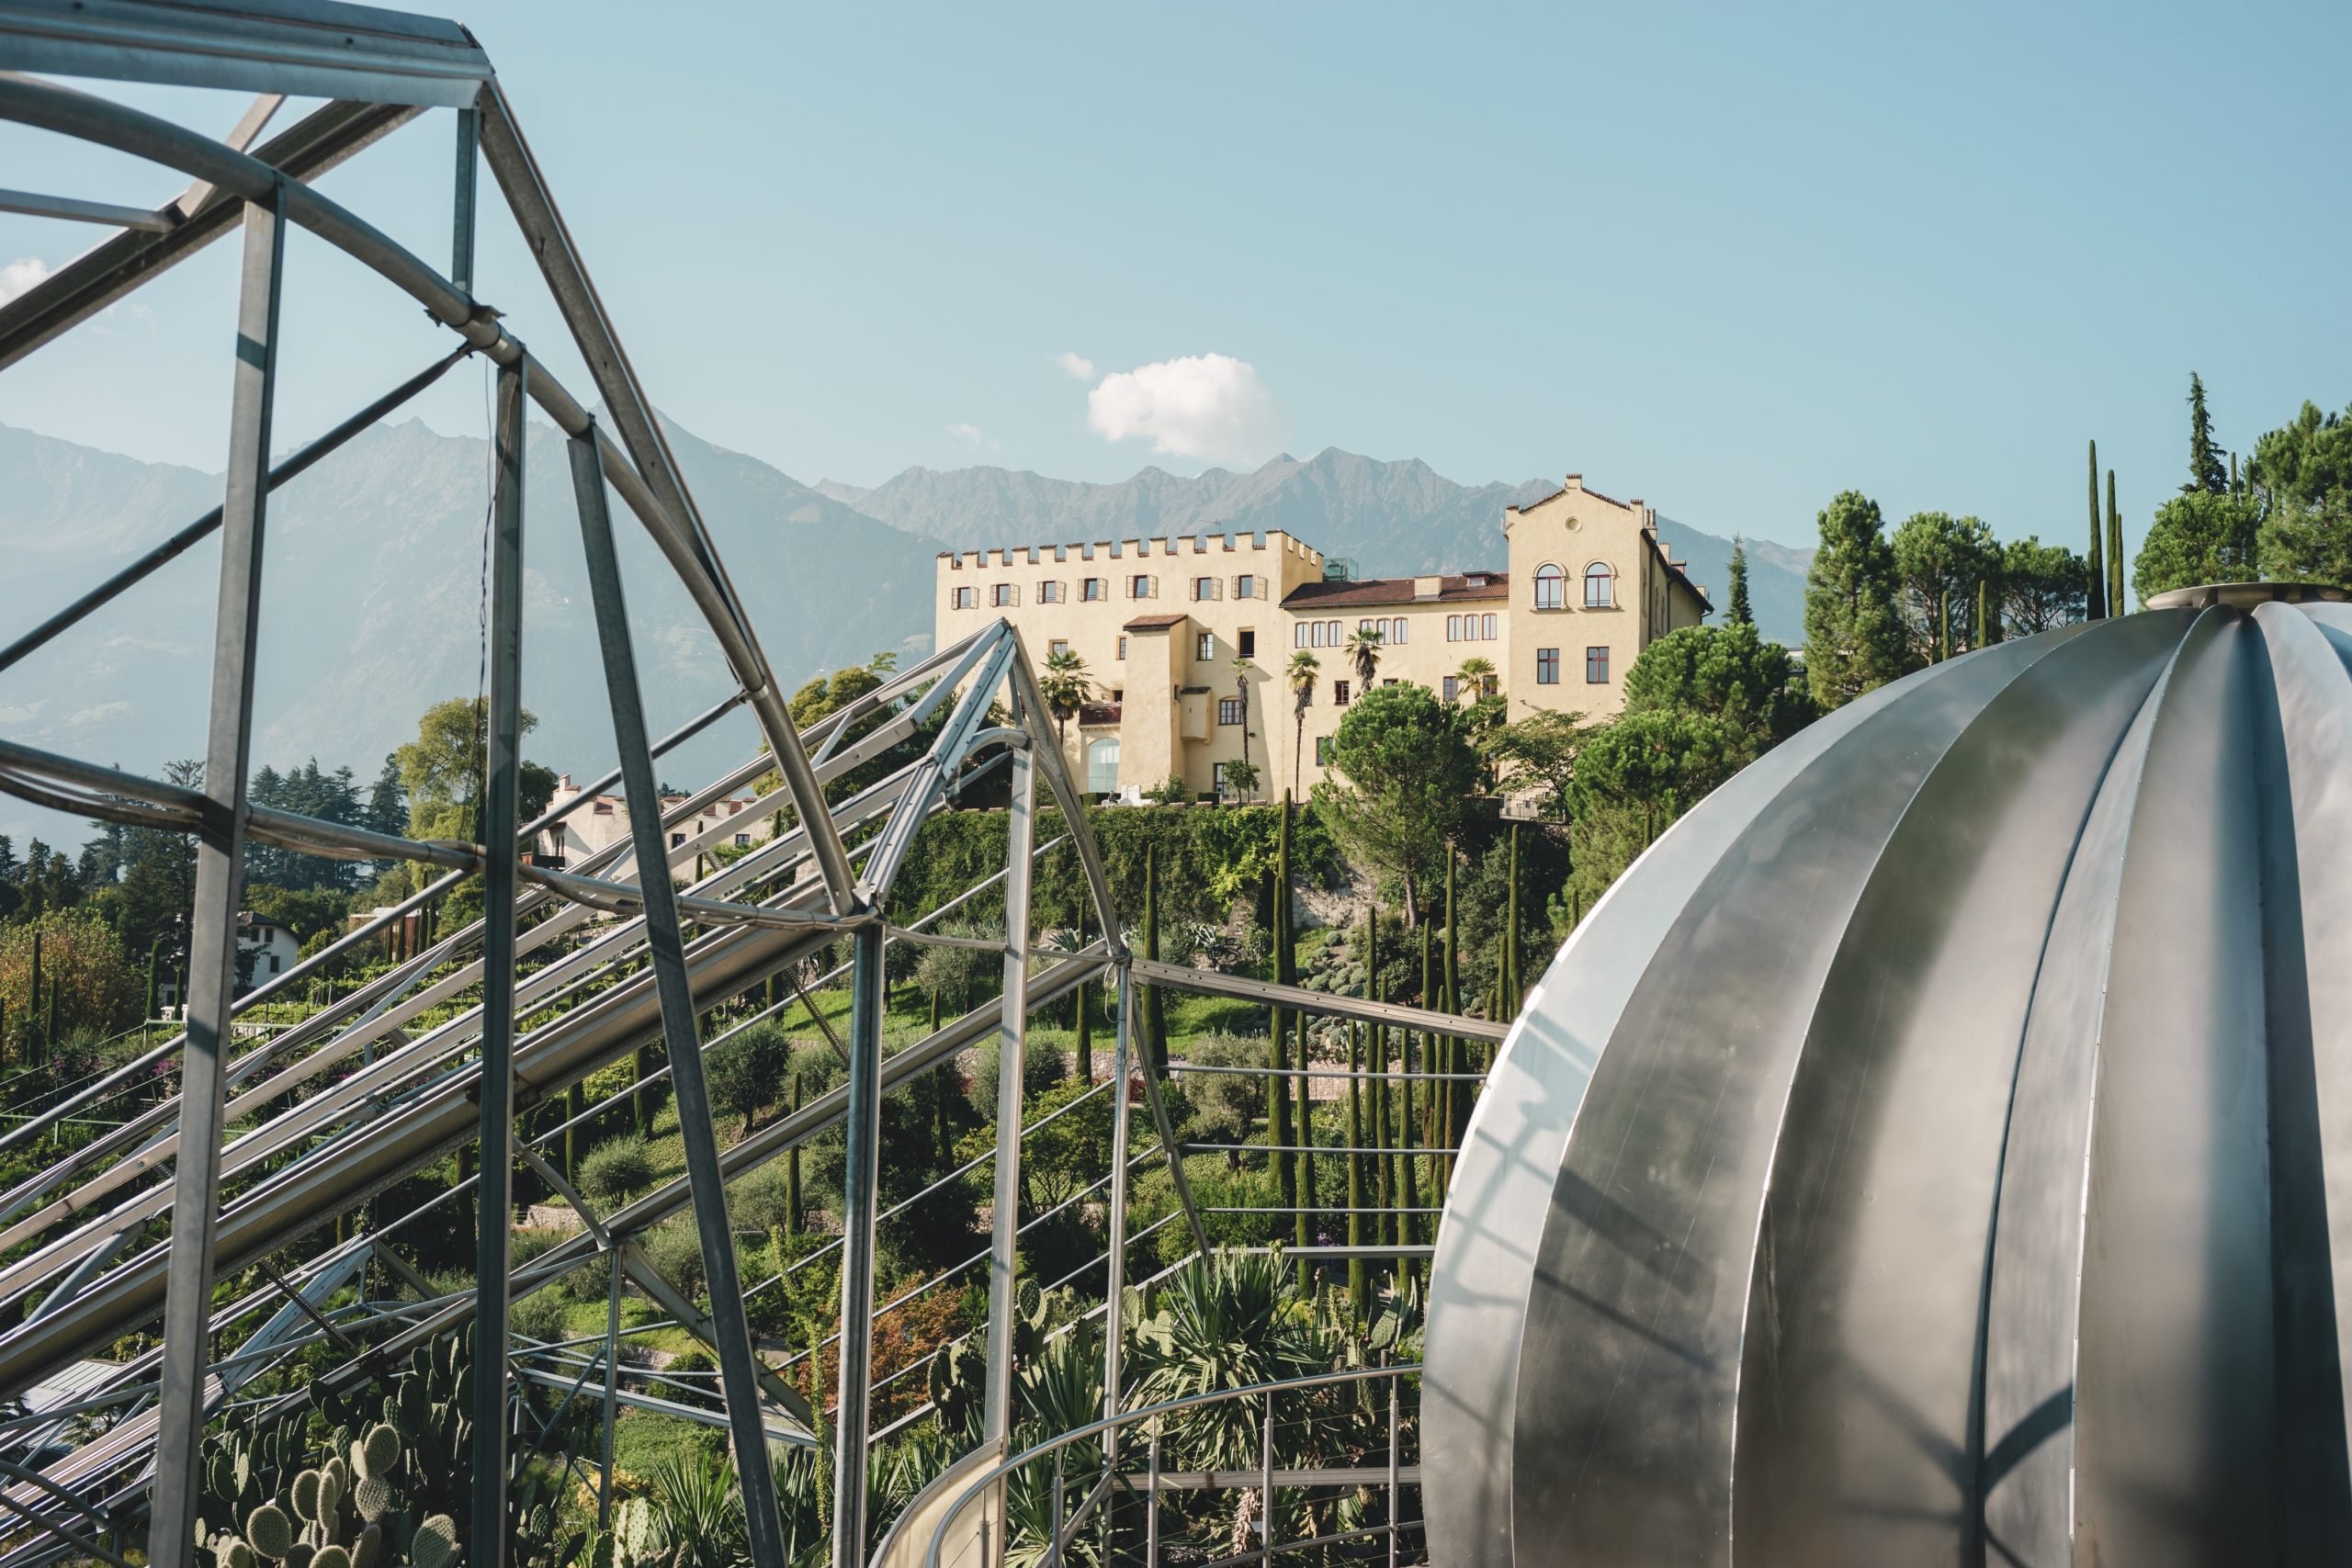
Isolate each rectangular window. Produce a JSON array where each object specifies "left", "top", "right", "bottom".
[
  {"left": 1111, "top": 688, "right": 1124, "bottom": 702},
  {"left": 1315, "top": 736, "right": 1332, "bottom": 766},
  {"left": 1197, "top": 632, "right": 1216, "bottom": 661},
  {"left": 1082, "top": 577, "right": 1107, "bottom": 601},
  {"left": 1587, "top": 646, "right": 1611, "bottom": 683},
  {"left": 670, "top": 831, "right": 686, "bottom": 849},
  {"left": 1238, "top": 629, "right": 1256, "bottom": 658},
  {"left": 1295, "top": 622, "right": 1310, "bottom": 649},
  {"left": 1446, "top": 615, "right": 1460, "bottom": 642},
  {"left": 1116, "top": 636, "right": 1127, "bottom": 660},
  {"left": 1193, "top": 576, "right": 1219, "bottom": 601},
  {"left": 733, "top": 832, "right": 752, "bottom": 846},
  {"left": 1129, "top": 573, "right": 1155, "bottom": 599},
  {"left": 1537, "top": 648, "right": 1560, "bottom": 684},
  {"left": 991, "top": 582, "right": 1018, "bottom": 608},
  {"left": 1236, "top": 575, "right": 1258, "bottom": 600},
  {"left": 953, "top": 586, "right": 977, "bottom": 609},
  {"left": 1442, "top": 675, "right": 1458, "bottom": 702},
  {"left": 1483, "top": 613, "right": 1498, "bottom": 640},
  {"left": 1048, "top": 638, "right": 1070, "bottom": 658},
  {"left": 1334, "top": 680, "right": 1351, "bottom": 705},
  {"left": 1038, "top": 581, "right": 1065, "bottom": 604},
  {"left": 1389, "top": 616, "right": 1407, "bottom": 645},
  {"left": 1213, "top": 761, "right": 1228, "bottom": 795},
  {"left": 1217, "top": 697, "right": 1243, "bottom": 726}
]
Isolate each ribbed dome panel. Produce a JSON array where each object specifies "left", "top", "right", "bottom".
[{"left": 1425, "top": 602, "right": 2352, "bottom": 1567}]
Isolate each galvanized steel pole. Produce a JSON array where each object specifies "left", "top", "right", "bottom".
[
  {"left": 982, "top": 732, "right": 1037, "bottom": 1444},
  {"left": 469, "top": 354, "right": 527, "bottom": 1568},
  {"left": 571, "top": 430, "right": 790, "bottom": 1568},
  {"left": 148, "top": 181, "right": 284, "bottom": 1568},
  {"left": 831, "top": 923, "right": 888, "bottom": 1568}
]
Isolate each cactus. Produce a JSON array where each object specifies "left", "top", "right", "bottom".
[
  {"left": 356, "top": 1424, "right": 401, "bottom": 1480},
  {"left": 411, "top": 1514, "right": 458, "bottom": 1568},
  {"left": 291, "top": 1471, "right": 322, "bottom": 1524},
  {"left": 248, "top": 1505, "right": 296, "bottom": 1559},
  {"left": 313, "top": 1549, "right": 351, "bottom": 1568},
  {"left": 352, "top": 1526, "right": 381, "bottom": 1568}
]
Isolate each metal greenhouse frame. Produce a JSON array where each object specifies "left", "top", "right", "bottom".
[{"left": 0, "top": 7, "right": 1503, "bottom": 1568}]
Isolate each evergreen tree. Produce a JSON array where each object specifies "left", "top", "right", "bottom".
[
  {"left": 2086, "top": 439, "right": 2108, "bottom": 620},
  {"left": 2186, "top": 372, "right": 2227, "bottom": 495},
  {"left": 2108, "top": 469, "right": 2126, "bottom": 610},
  {"left": 2133, "top": 490, "right": 2261, "bottom": 604},
  {"left": 1725, "top": 536, "right": 1753, "bottom": 626},
  {"left": 1803, "top": 491, "right": 1911, "bottom": 710}
]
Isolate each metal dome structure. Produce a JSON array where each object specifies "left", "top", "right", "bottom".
[{"left": 1426, "top": 591, "right": 2352, "bottom": 1567}]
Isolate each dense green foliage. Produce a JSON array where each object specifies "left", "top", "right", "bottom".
[
  {"left": 1803, "top": 491, "right": 1914, "bottom": 709},
  {"left": 1310, "top": 682, "right": 1478, "bottom": 922}
]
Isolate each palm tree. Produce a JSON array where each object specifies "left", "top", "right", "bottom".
[
  {"left": 1037, "top": 648, "right": 1091, "bottom": 749},
  {"left": 1455, "top": 655, "right": 1498, "bottom": 702},
  {"left": 1232, "top": 656, "right": 1260, "bottom": 799},
  {"left": 1285, "top": 649, "right": 1320, "bottom": 795},
  {"left": 1344, "top": 625, "right": 1383, "bottom": 691}
]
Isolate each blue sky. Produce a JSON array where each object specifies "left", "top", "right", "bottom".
[{"left": 1, "top": 0, "right": 2346, "bottom": 552}]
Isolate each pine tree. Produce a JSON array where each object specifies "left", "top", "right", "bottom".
[
  {"left": 1726, "top": 536, "right": 1753, "bottom": 626},
  {"left": 2108, "top": 469, "right": 2126, "bottom": 611},
  {"left": 2186, "top": 372, "right": 2227, "bottom": 495},
  {"left": 2086, "top": 440, "right": 2108, "bottom": 620},
  {"left": 1803, "top": 491, "right": 1911, "bottom": 709}
]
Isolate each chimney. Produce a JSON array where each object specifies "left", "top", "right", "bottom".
[
  {"left": 1563, "top": 473, "right": 1583, "bottom": 491},
  {"left": 1414, "top": 575, "right": 1444, "bottom": 600}
]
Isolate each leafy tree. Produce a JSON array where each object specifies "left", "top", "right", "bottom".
[
  {"left": 0, "top": 910, "right": 140, "bottom": 1045},
  {"left": 1623, "top": 623, "right": 1814, "bottom": 745},
  {"left": 1481, "top": 709, "right": 1588, "bottom": 823},
  {"left": 1725, "top": 536, "right": 1753, "bottom": 626},
  {"left": 2000, "top": 536, "right": 2088, "bottom": 636},
  {"left": 2186, "top": 372, "right": 2227, "bottom": 495},
  {"left": 707, "top": 1020, "right": 793, "bottom": 1136},
  {"left": 2253, "top": 399, "right": 2352, "bottom": 588},
  {"left": 1890, "top": 512, "right": 2001, "bottom": 663},
  {"left": 2132, "top": 490, "right": 2259, "bottom": 605},
  {"left": 1803, "top": 491, "right": 1912, "bottom": 710},
  {"left": 1311, "top": 682, "right": 1476, "bottom": 924},
  {"left": 1284, "top": 649, "right": 1319, "bottom": 796},
  {"left": 393, "top": 696, "right": 558, "bottom": 843}
]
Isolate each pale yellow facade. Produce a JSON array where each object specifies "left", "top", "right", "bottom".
[{"left": 932, "top": 476, "right": 1710, "bottom": 800}]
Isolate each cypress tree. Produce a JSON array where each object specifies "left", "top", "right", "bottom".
[
  {"left": 1269, "top": 881, "right": 1294, "bottom": 1213},
  {"left": 1396, "top": 1026, "right": 1420, "bottom": 1262},
  {"left": 0, "top": 998, "right": 9, "bottom": 1071},
  {"left": 786, "top": 1071, "right": 804, "bottom": 1238},
  {"left": 42, "top": 977, "right": 57, "bottom": 1064},
  {"left": 1726, "top": 536, "right": 1753, "bottom": 626},
  {"left": 1074, "top": 908, "right": 1092, "bottom": 1085},
  {"left": 2108, "top": 469, "right": 2126, "bottom": 612},
  {"left": 2086, "top": 439, "right": 2107, "bottom": 620},
  {"left": 1142, "top": 844, "right": 1168, "bottom": 1074},
  {"left": 565, "top": 1079, "right": 584, "bottom": 1183},
  {"left": 930, "top": 987, "right": 942, "bottom": 1037},
  {"left": 1935, "top": 586, "right": 1951, "bottom": 663},
  {"left": 634, "top": 1036, "right": 658, "bottom": 1137},
  {"left": 1295, "top": 1010, "right": 1313, "bottom": 1289},
  {"left": 1505, "top": 825, "right": 1522, "bottom": 1016},
  {"left": 1443, "top": 852, "right": 1468, "bottom": 1157},
  {"left": 1975, "top": 578, "right": 1996, "bottom": 648},
  {"left": 1346, "top": 1023, "right": 1368, "bottom": 1319},
  {"left": 27, "top": 931, "right": 40, "bottom": 1059}
]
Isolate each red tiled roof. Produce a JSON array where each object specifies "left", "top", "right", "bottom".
[
  {"left": 1125, "top": 612, "right": 1188, "bottom": 630},
  {"left": 1282, "top": 572, "right": 1510, "bottom": 610}
]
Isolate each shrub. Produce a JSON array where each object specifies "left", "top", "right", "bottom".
[
  {"left": 509, "top": 1288, "right": 571, "bottom": 1345},
  {"left": 707, "top": 1021, "right": 793, "bottom": 1136},
  {"left": 580, "top": 1134, "right": 655, "bottom": 1205}
]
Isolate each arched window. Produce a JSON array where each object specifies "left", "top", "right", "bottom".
[
  {"left": 1086, "top": 737, "right": 1122, "bottom": 795},
  {"left": 1534, "top": 562, "right": 1566, "bottom": 610},
  {"left": 1584, "top": 561, "right": 1616, "bottom": 608}
]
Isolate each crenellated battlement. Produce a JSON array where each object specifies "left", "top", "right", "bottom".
[{"left": 939, "top": 529, "right": 1324, "bottom": 570}]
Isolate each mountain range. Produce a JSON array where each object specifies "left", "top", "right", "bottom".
[{"left": 0, "top": 423, "right": 1806, "bottom": 844}]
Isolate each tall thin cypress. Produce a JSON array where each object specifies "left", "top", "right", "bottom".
[
  {"left": 1295, "top": 1010, "right": 1314, "bottom": 1289},
  {"left": 1372, "top": 1010, "right": 1394, "bottom": 1253},
  {"left": 565, "top": 1080, "right": 584, "bottom": 1183},
  {"left": 1504, "top": 826, "right": 1521, "bottom": 1015},
  {"left": 1269, "top": 874, "right": 1295, "bottom": 1211},
  {"left": 2107, "top": 469, "right": 2125, "bottom": 615},
  {"left": 1074, "top": 907, "right": 1092, "bottom": 1085},
  {"left": 27, "top": 931, "right": 40, "bottom": 1058},
  {"left": 144, "top": 938, "right": 160, "bottom": 1032},
  {"left": 2086, "top": 438, "right": 2108, "bottom": 620},
  {"left": 1442, "top": 851, "right": 1466, "bottom": 1163},
  {"left": 634, "top": 1036, "right": 658, "bottom": 1137},
  {"left": 1143, "top": 844, "right": 1168, "bottom": 1074},
  {"left": 1935, "top": 586, "right": 1951, "bottom": 662},
  {"left": 1976, "top": 578, "right": 1997, "bottom": 647},
  {"left": 1397, "top": 1024, "right": 1421, "bottom": 1259},
  {"left": 786, "top": 1071, "right": 804, "bottom": 1238},
  {"left": 1346, "top": 1023, "right": 1367, "bottom": 1318}
]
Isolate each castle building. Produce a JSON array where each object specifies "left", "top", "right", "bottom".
[{"left": 932, "top": 474, "right": 1710, "bottom": 801}]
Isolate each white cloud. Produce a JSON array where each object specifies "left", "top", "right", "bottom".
[
  {"left": 1054, "top": 351, "right": 1097, "bottom": 381},
  {"left": 946, "top": 422, "right": 998, "bottom": 452},
  {"left": 1086, "top": 353, "right": 1283, "bottom": 464},
  {"left": 0, "top": 257, "right": 53, "bottom": 305}
]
